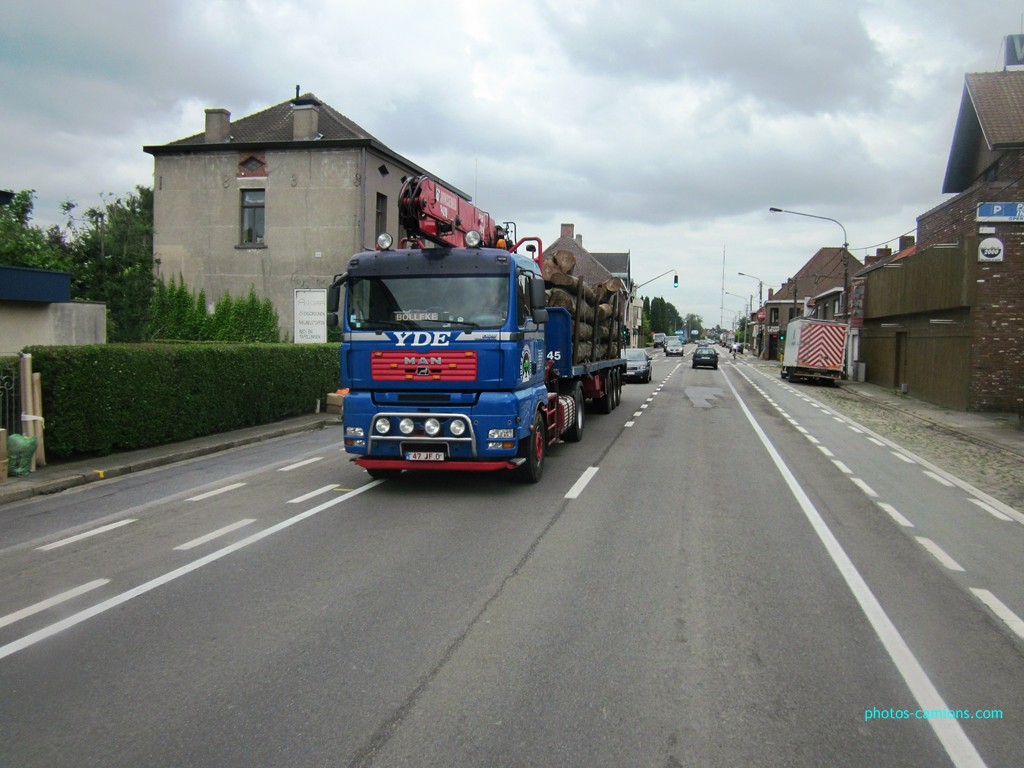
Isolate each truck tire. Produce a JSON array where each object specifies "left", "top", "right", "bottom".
[
  {"left": 563, "top": 383, "right": 585, "bottom": 443},
  {"left": 612, "top": 369, "right": 622, "bottom": 408},
  {"left": 516, "top": 411, "right": 546, "bottom": 483}
]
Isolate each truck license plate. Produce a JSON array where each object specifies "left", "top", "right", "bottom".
[{"left": 406, "top": 451, "right": 445, "bottom": 461}]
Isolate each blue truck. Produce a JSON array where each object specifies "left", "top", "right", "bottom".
[{"left": 326, "top": 176, "right": 626, "bottom": 483}]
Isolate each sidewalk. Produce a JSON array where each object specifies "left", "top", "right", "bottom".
[
  {"left": 750, "top": 358, "right": 1024, "bottom": 459},
  {"left": 0, "top": 413, "right": 339, "bottom": 507}
]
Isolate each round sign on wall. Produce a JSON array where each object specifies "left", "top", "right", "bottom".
[{"left": 978, "top": 237, "right": 1004, "bottom": 262}]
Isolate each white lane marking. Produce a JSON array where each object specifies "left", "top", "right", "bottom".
[
  {"left": 923, "top": 470, "right": 956, "bottom": 488},
  {"left": 0, "top": 481, "right": 384, "bottom": 662},
  {"left": 37, "top": 520, "right": 137, "bottom": 551},
  {"left": 867, "top": 437, "right": 886, "bottom": 447},
  {"left": 890, "top": 451, "right": 916, "bottom": 464},
  {"left": 174, "top": 519, "right": 256, "bottom": 551},
  {"left": 288, "top": 484, "right": 340, "bottom": 504},
  {"left": 817, "top": 445, "right": 835, "bottom": 458},
  {"left": 916, "top": 537, "right": 966, "bottom": 572},
  {"left": 565, "top": 467, "right": 600, "bottom": 500},
  {"left": 832, "top": 460, "right": 853, "bottom": 475},
  {"left": 970, "top": 589, "right": 1024, "bottom": 641},
  {"left": 851, "top": 478, "right": 879, "bottom": 498},
  {"left": 279, "top": 457, "right": 324, "bottom": 472},
  {"left": 967, "top": 498, "right": 1013, "bottom": 522},
  {"left": 878, "top": 502, "right": 915, "bottom": 528},
  {"left": 804, "top": 434, "right": 820, "bottom": 445},
  {"left": 722, "top": 369, "right": 987, "bottom": 768},
  {"left": 188, "top": 482, "right": 246, "bottom": 501},
  {"left": 624, "top": 421, "right": 636, "bottom": 428},
  {"left": 633, "top": 411, "right": 643, "bottom": 417},
  {"left": 847, "top": 426, "right": 864, "bottom": 434},
  {"left": 0, "top": 580, "right": 109, "bottom": 630}
]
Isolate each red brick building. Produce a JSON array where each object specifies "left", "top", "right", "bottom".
[{"left": 856, "top": 70, "right": 1024, "bottom": 413}]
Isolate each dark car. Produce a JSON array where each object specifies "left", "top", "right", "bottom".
[
  {"left": 692, "top": 346, "right": 719, "bottom": 370},
  {"left": 624, "top": 348, "right": 653, "bottom": 382},
  {"left": 664, "top": 337, "right": 684, "bottom": 356}
]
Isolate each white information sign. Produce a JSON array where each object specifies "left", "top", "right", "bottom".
[{"left": 294, "top": 289, "right": 327, "bottom": 343}]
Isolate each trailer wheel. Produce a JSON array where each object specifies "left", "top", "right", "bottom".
[
  {"left": 612, "top": 369, "right": 622, "bottom": 409},
  {"left": 516, "top": 411, "right": 546, "bottom": 483},
  {"left": 563, "top": 383, "right": 585, "bottom": 443}
]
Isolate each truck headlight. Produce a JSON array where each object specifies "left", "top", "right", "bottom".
[
  {"left": 488, "top": 428, "right": 515, "bottom": 439},
  {"left": 449, "top": 419, "right": 466, "bottom": 436},
  {"left": 399, "top": 418, "right": 415, "bottom": 435},
  {"left": 424, "top": 418, "right": 441, "bottom": 436},
  {"left": 374, "top": 419, "right": 390, "bottom": 435}
]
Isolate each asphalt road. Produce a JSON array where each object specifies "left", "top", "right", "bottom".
[{"left": 0, "top": 353, "right": 1020, "bottom": 767}]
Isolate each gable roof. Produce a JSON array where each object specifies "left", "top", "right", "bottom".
[
  {"left": 546, "top": 224, "right": 617, "bottom": 286},
  {"left": 943, "top": 71, "right": 1024, "bottom": 193},
  {"left": 165, "top": 92, "right": 380, "bottom": 147},
  {"left": 765, "top": 247, "right": 863, "bottom": 303},
  {"left": 591, "top": 251, "right": 630, "bottom": 280}
]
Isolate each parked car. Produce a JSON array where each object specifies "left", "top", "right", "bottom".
[
  {"left": 692, "top": 346, "right": 719, "bottom": 370},
  {"left": 664, "top": 337, "right": 684, "bottom": 356},
  {"left": 624, "top": 348, "right": 653, "bottom": 382}
]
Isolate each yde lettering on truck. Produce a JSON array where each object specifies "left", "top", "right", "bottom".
[{"left": 326, "top": 175, "right": 627, "bottom": 483}]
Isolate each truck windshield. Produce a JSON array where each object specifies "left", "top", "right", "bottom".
[{"left": 347, "top": 275, "right": 509, "bottom": 330}]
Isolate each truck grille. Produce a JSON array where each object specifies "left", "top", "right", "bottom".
[{"left": 371, "top": 350, "right": 478, "bottom": 381}]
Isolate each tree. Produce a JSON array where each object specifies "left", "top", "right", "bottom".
[
  {"left": 67, "top": 187, "right": 154, "bottom": 342},
  {"left": 0, "top": 190, "right": 73, "bottom": 271}
]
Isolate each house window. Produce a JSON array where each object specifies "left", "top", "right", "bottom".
[
  {"left": 240, "top": 189, "right": 265, "bottom": 245},
  {"left": 375, "top": 193, "right": 387, "bottom": 237},
  {"left": 769, "top": 307, "right": 779, "bottom": 325}
]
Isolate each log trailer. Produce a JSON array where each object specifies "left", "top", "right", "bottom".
[{"left": 327, "top": 175, "right": 626, "bottom": 482}]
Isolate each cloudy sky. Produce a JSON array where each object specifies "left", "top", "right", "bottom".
[{"left": 3, "top": 0, "right": 1020, "bottom": 327}]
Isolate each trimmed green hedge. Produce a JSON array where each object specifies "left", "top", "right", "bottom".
[{"left": 25, "top": 343, "right": 341, "bottom": 458}]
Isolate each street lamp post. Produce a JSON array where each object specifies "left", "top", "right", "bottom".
[
  {"left": 724, "top": 291, "right": 750, "bottom": 346},
  {"left": 737, "top": 272, "right": 769, "bottom": 356},
  {"left": 769, "top": 206, "right": 851, "bottom": 375},
  {"left": 631, "top": 269, "right": 679, "bottom": 348}
]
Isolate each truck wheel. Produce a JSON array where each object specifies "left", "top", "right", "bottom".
[
  {"left": 516, "top": 411, "right": 546, "bottom": 483},
  {"left": 563, "top": 383, "right": 585, "bottom": 443},
  {"left": 780, "top": 367, "right": 789, "bottom": 379},
  {"left": 612, "top": 369, "right": 622, "bottom": 408}
]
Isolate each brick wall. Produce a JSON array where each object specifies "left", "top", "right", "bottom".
[{"left": 917, "top": 169, "right": 1024, "bottom": 412}]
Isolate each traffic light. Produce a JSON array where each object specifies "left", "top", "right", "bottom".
[{"left": 673, "top": 273, "right": 678, "bottom": 288}]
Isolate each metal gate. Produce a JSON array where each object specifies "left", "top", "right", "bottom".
[{"left": 0, "top": 362, "right": 20, "bottom": 435}]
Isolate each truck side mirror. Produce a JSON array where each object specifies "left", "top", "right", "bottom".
[
  {"left": 326, "top": 272, "right": 347, "bottom": 326},
  {"left": 529, "top": 277, "right": 548, "bottom": 324}
]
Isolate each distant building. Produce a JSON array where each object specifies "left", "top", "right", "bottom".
[{"left": 144, "top": 92, "right": 465, "bottom": 340}]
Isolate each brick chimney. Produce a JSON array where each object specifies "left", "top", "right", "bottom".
[
  {"left": 898, "top": 234, "right": 915, "bottom": 252},
  {"left": 292, "top": 101, "right": 320, "bottom": 141},
  {"left": 204, "top": 108, "right": 231, "bottom": 143},
  {"left": 560, "top": 223, "right": 574, "bottom": 240},
  {"left": 767, "top": 288, "right": 775, "bottom": 300},
  {"left": 576, "top": 234, "right": 583, "bottom": 247}
]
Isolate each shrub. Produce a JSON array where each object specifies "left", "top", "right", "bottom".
[{"left": 26, "top": 343, "right": 341, "bottom": 458}]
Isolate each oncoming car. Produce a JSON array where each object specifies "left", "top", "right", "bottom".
[
  {"left": 664, "top": 337, "right": 684, "bottom": 356},
  {"left": 624, "top": 348, "right": 653, "bottom": 383},
  {"left": 692, "top": 346, "right": 719, "bottom": 370}
]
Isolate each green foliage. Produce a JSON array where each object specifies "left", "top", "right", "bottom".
[
  {"left": 0, "top": 190, "right": 73, "bottom": 271},
  {"left": 27, "top": 343, "right": 341, "bottom": 458},
  {"left": 149, "top": 276, "right": 282, "bottom": 342},
  {"left": 67, "top": 187, "right": 154, "bottom": 342}
]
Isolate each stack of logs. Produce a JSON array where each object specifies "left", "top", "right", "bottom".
[{"left": 542, "top": 249, "right": 626, "bottom": 364}]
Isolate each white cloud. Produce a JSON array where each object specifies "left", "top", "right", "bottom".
[{"left": 3, "top": 0, "right": 1021, "bottom": 324}]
